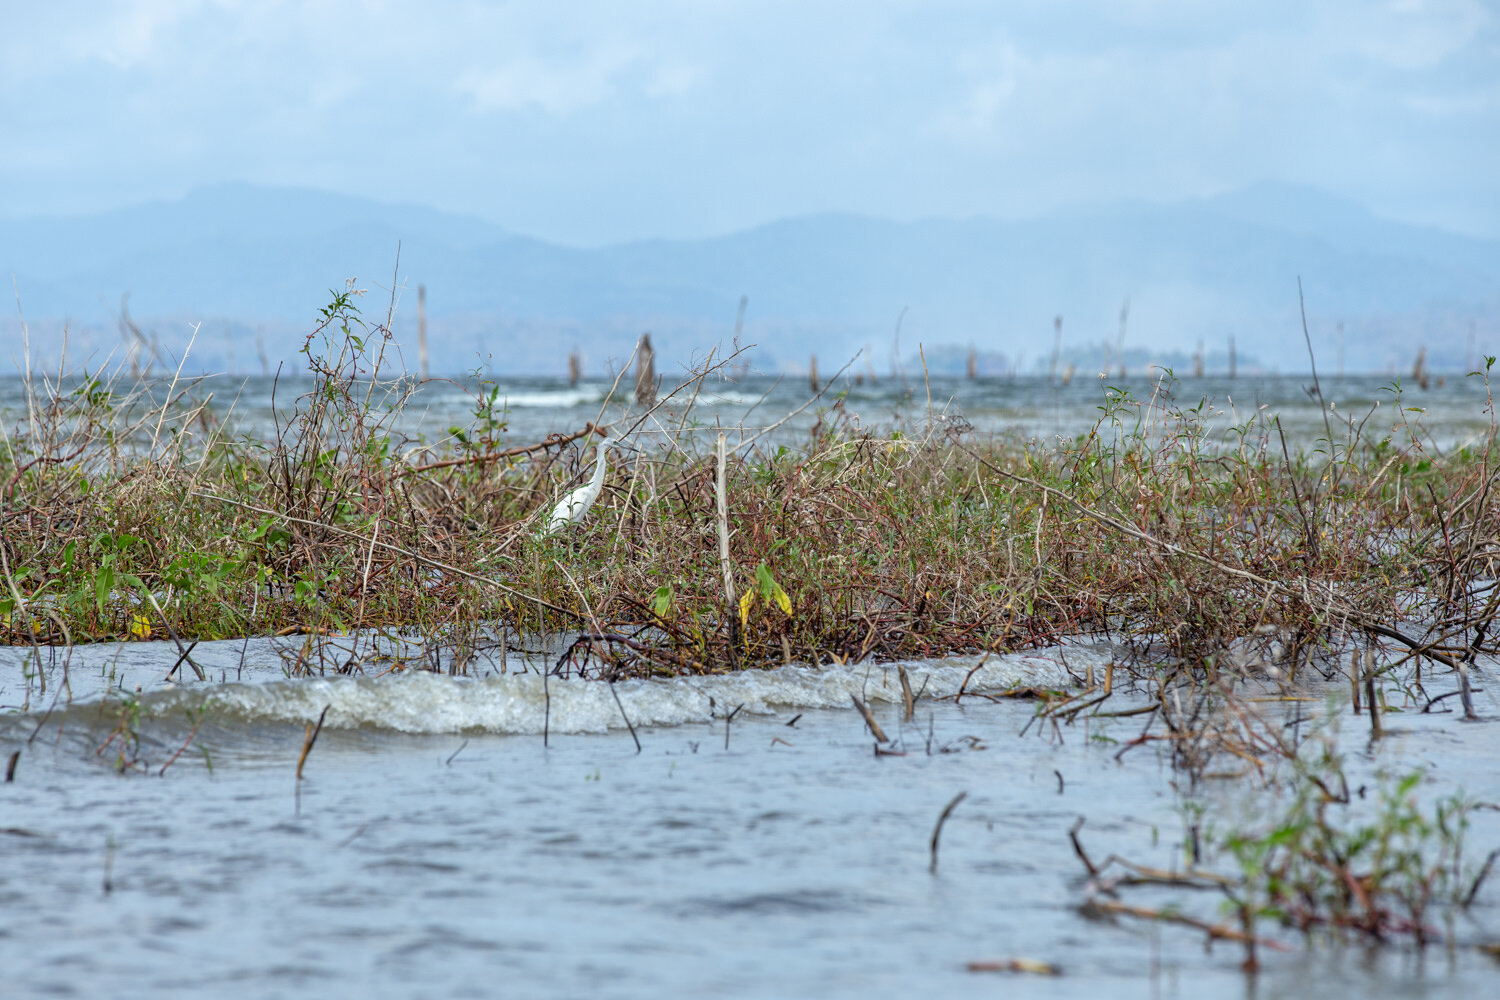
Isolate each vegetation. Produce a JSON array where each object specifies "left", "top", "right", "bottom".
[
  {"left": 4, "top": 289, "right": 1498, "bottom": 689},
  {"left": 1070, "top": 709, "right": 1494, "bottom": 969}
]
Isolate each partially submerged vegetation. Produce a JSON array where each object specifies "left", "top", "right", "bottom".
[
  {"left": 4, "top": 287, "right": 1497, "bottom": 688},
  {"left": 4, "top": 284, "right": 1498, "bottom": 961},
  {"left": 1063, "top": 692, "right": 1496, "bottom": 968}
]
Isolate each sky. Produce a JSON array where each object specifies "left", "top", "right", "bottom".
[{"left": 1, "top": 0, "right": 1497, "bottom": 246}]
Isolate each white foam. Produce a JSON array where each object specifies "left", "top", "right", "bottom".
[
  {"left": 699, "top": 390, "right": 763, "bottom": 406},
  {"left": 137, "top": 649, "right": 1100, "bottom": 735},
  {"left": 500, "top": 388, "right": 605, "bottom": 408}
]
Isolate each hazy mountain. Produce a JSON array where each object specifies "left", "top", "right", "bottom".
[{"left": 2, "top": 182, "right": 1496, "bottom": 376}]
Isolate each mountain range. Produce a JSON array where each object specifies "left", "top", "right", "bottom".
[{"left": 2, "top": 181, "right": 1496, "bottom": 376}]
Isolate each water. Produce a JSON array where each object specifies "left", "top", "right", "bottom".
[
  {"left": 3, "top": 639, "right": 1499, "bottom": 998},
  {"left": 3, "top": 370, "right": 1495, "bottom": 456},
  {"left": 5, "top": 372, "right": 1500, "bottom": 996}
]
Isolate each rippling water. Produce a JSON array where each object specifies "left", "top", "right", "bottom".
[
  {"left": 3, "top": 638, "right": 1499, "bottom": 998},
  {"left": 3, "top": 369, "right": 1495, "bottom": 453}
]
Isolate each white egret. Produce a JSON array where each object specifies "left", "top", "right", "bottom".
[{"left": 544, "top": 440, "right": 617, "bottom": 535}]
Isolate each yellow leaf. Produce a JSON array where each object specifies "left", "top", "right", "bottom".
[
  {"left": 130, "top": 613, "right": 152, "bottom": 639},
  {"left": 739, "top": 591, "right": 754, "bottom": 630},
  {"left": 773, "top": 582, "right": 792, "bottom": 617}
]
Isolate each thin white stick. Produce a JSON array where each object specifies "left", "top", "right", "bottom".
[
  {"left": 716, "top": 432, "right": 736, "bottom": 613},
  {"left": 151, "top": 322, "right": 201, "bottom": 457}
]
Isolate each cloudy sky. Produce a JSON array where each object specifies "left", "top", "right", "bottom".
[{"left": 2, "top": 0, "right": 1496, "bottom": 245}]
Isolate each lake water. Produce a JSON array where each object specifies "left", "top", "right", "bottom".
[
  {"left": 3, "top": 369, "right": 1495, "bottom": 457},
  {"left": 4, "top": 635, "right": 1500, "bottom": 998},
  {"left": 4, "top": 371, "right": 1500, "bottom": 997}
]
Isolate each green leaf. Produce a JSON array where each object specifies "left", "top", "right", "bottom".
[
  {"left": 94, "top": 565, "right": 113, "bottom": 611},
  {"left": 753, "top": 563, "right": 792, "bottom": 616}
]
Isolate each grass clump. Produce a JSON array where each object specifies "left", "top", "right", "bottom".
[{"left": 3, "top": 285, "right": 1500, "bottom": 700}]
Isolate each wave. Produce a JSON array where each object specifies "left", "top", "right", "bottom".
[
  {"left": 699, "top": 390, "right": 765, "bottom": 406},
  {"left": 128, "top": 648, "right": 1099, "bottom": 735},
  {"left": 499, "top": 387, "right": 607, "bottom": 408}
]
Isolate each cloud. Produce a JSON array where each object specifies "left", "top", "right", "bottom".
[
  {"left": 0, "top": 0, "right": 176, "bottom": 79},
  {"left": 643, "top": 61, "right": 703, "bottom": 100},
  {"left": 1355, "top": 0, "right": 1492, "bottom": 69},
  {"left": 452, "top": 43, "right": 697, "bottom": 115},
  {"left": 0, "top": 0, "right": 1495, "bottom": 240},
  {"left": 938, "top": 36, "right": 1022, "bottom": 138},
  {"left": 1403, "top": 87, "right": 1499, "bottom": 115}
]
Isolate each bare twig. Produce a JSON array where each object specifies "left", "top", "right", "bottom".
[
  {"left": 296, "top": 704, "right": 331, "bottom": 780},
  {"left": 930, "top": 791, "right": 968, "bottom": 874},
  {"left": 850, "top": 694, "right": 889, "bottom": 743}
]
